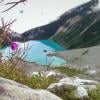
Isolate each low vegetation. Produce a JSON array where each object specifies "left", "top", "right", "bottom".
[
  {"left": 88, "top": 85, "right": 100, "bottom": 100},
  {"left": 53, "top": 66, "right": 82, "bottom": 77},
  {"left": 0, "top": 62, "right": 57, "bottom": 89},
  {"left": 51, "top": 84, "right": 100, "bottom": 100},
  {"left": 51, "top": 85, "right": 79, "bottom": 100}
]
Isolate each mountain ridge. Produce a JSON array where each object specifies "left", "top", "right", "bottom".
[{"left": 10, "top": 0, "right": 100, "bottom": 49}]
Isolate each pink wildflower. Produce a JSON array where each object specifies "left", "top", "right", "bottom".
[{"left": 10, "top": 42, "right": 19, "bottom": 51}]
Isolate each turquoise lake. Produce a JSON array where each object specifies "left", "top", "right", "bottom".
[{"left": 1, "top": 40, "right": 67, "bottom": 66}]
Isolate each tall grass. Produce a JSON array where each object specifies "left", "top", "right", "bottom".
[
  {"left": 88, "top": 85, "right": 100, "bottom": 100},
  {"left": 0, "top": 61, "right": 57, "bottom": 89}
]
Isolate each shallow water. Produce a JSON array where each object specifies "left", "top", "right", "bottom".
[{"left": 1, "top": 40, "right": 67, "bottom": 66}]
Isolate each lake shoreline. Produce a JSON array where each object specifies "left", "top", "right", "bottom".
[
  {"left": 1, "top": 40, "right": 66, "bottom": 65},
  {"left": 49, "top": 45, "right": 100, "bottom": 72}
]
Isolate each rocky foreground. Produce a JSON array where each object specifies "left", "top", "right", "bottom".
[
  {"left": 0, "top": 77, "right": 61, "bottom": 100},
  {"left": 0, "top": 70, "right": 99, "bottom": 100}
]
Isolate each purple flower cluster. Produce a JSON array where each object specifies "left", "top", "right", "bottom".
[{"left": 10, "top": 42, "right": 19, "bottom": 51}]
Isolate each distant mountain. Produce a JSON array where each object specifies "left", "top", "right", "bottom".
[
  {"left": 11, "top": 0, "right": 100, "bottom": 49},
  {"left": 51, "top": 0, "right": 100, "bottom": 49}
]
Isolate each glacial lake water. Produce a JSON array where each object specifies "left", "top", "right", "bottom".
[{"left": 1, "top": 40, "right": 67, "bottom": 66}]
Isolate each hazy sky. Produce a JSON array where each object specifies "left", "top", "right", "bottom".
[{"left": 0, "top": 0, "right": 91, "bottom": 33}]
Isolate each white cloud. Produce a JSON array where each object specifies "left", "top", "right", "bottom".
[{"left": 92, "top": 0, "right": 100, "bottom": 12}]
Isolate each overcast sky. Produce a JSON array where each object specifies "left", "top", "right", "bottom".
[{"left": 0, "top": 0, "right": 91, "bottom": 33}]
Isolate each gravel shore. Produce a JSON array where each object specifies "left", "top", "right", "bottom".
[
  {"left": 51, "top": 45, "right": 100, "bottom": 72},
  {"left": 13, "top": 57, "right": 47, "bottom": 76}
]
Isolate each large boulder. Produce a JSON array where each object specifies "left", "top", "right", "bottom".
[
  {"left": 73, "top": 77, "right": 98, "bottom": 85},
  {"left": 0, "top": 77, "right": 62, "bottom": 100},
  {"left": 47, "top": 77, "right": 99, "bottom": 99},
  {"left": 58, "top": 77, "right": 98, "bottom": 86}
]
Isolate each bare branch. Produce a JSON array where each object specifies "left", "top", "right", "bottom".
[
  {"left": 0, "top": 18, "right": 17, "bottom": 45},
  {"left": 2, "top": 0, "right": 27, "bottom": 13},
  {"left": 3, "top": 19, "right": 17, "bottom": 28}
]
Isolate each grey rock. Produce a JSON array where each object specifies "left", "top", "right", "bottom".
[
  {"left": 0, "top": 77, "right": 62, "bottom": 100},
  {"left": 47, "top": 77, "right": 99, "bottom": 99},
  {"left": 75, "top": 86, "right": 88, "bottom": 98}
]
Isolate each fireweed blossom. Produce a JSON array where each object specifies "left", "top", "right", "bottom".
[{"left": 10, "top": 42, "right": 19, "bottom": 51}]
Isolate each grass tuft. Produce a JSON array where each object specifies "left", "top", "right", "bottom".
[
  {"left": 88, "top": 85, "right": 100, "bottom": 100},
  {"left": 54, "top": 66, "right": 82, "bottom": 77}
]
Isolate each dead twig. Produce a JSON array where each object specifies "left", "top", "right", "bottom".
[
  {"left": 0, "top": 18, "right": 17, "bottom": 46},
  {"left": 2, "top": 0, "right": 27, "bottom": 12}
]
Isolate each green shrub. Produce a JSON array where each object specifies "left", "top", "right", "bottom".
[
  {"left": 51, "top": 85, "right": 82, "bottom": 100},
  {"left": 88, "top": 85, "right": 100, "bottom": 100},
  {"left": 0, "top": 62, "right": 57, "bottom": 89}
]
